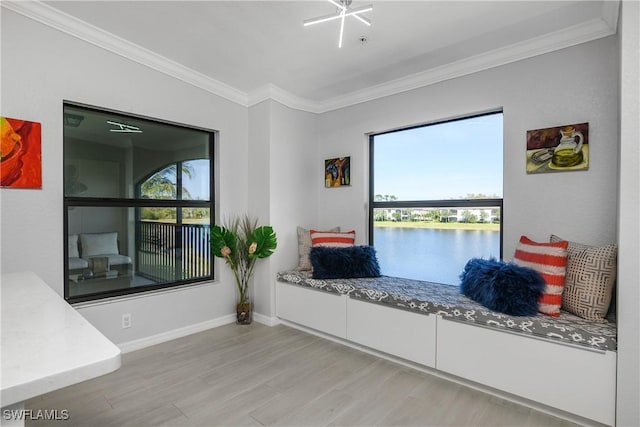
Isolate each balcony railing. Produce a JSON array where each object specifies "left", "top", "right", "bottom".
[{"left": 137, "top": 221, "right": 211, "bottom": 283}]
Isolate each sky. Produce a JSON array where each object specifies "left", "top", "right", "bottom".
[
  {"left": 373, "top": 112, "right": 503, "bottom": 200},
  {"left": 182, "top": 159, "right": 210, "bottom": 200}
]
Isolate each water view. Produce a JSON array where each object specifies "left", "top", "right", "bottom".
[{"left": 374, "top": 226, "right": 501, "bottom": 286}]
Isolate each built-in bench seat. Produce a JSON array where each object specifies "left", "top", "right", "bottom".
[
  {"left": 275, "top": 270, "right": 617, "bottom": 426},
  {"left": 276, "top": 270, "right": 617, "bottom": 352}
]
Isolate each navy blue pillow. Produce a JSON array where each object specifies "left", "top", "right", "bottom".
[
  {"left": 310, "top": 246, "right": 381, "bottom": 279},
  {"left": 460, "top": 258, "right": 545, "bottom": 316}
]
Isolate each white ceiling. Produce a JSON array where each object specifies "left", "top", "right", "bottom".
[{"left": 10, "top": 1, "right": 619, "bottom": 112}]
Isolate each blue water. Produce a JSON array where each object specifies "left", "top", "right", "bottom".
[{"left": 374, "top": 227, "right": 501, "bottom": 286}]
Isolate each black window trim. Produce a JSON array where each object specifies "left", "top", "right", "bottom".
[{"left": 368, "top": 110, "right": 504, "bottom": 260}]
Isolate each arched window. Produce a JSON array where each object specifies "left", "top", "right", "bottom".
[
  {"left": 139, "top": 159, "right": 210, "bottom": 201},
  {"left": 136, "top": 159, "right": 212, "bottom": 285}
]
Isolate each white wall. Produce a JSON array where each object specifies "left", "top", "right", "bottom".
[
  {"left": 247, "top": 100, "right": 272, "bottom": 317},
  {"left": 616, "top": 2, "right": 640, "bottom": 425},
  {"left": 0, "top": 9, "right": 248, "bottom": 344},
  {"left": 315, "top": 36, "right": 620, "bottom": 258},
  {"left": 247, "top": 100, "right": 318, "bottom": 318},
  {"left": 268, "top": 101, "right": 318, "bottom": 316}
]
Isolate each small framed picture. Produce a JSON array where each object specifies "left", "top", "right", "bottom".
[
  {"left": 526, "top": 122, "right": 589, "bottom": 174},
  {"left": 324, "top": 156, "right": 350, "bottom": 187}
]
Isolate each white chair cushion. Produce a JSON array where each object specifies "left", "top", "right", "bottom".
[
  {"left": 69, "top": 234, "right": 80, "bottom": 258},
  {"left": 84, "top": 254, "right": 132, "bottom": 266},
  {"left": 80, "top": 232, "right": 119, "bottom": 257},
  {"left": 69, "top": 257, "right": 89, "bottom": 270}
]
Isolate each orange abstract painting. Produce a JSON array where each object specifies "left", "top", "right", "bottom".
[{"left": 1, "top": 116, "right": 42, "bottom": 189}]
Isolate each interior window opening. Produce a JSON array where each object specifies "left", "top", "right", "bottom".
[{"left": 63, "top": 102, "right": 215, "bottom": 302}]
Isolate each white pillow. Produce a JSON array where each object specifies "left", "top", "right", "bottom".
[
  {"left": 80, "top": 232, "right": 119, "bottom": 257},
  {"left": 68, "top": 234, "right": 80, "bottom": 258}
]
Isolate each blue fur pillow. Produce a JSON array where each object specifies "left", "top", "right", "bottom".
[
  {"left": 310, "top": 246, "right": 381, "bottom": 279},
  {"left": 460, "top": 258, "right": 545, "bottom": 316}
]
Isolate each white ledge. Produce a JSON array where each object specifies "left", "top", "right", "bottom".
[{"left": 1, "top": 272, "right": 121, "bottom": 407}]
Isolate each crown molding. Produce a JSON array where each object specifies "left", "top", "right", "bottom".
[
  {"left": 247, "top": 84, "right": 321, "bottom": 114},
  {"left": 1, "top": 1, "right": 249, "bottom": 107},
  {"left": 2, "top": 0, "right": 619, "bottom": 115},
  {"left": 315, "top": 14, "right": 619, "bottom": 113},
  {"left": 601, "top": 0, "right": 621, "bottom": 30}
]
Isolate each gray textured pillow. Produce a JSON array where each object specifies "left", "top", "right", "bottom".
[
  {"left": 550, "top": 234, "right": 617, "bottom": 322},
  {"left": 296, "top": 226, "right": 339, "bottom": 271}
]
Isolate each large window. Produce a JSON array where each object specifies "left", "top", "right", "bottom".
[
  {"left": 64, "top": 102, "right": 215, "bottom": 302},
  {"left": 369, "top": 111, "right": 503, "bottom": 285}
]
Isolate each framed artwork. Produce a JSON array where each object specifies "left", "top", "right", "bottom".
[
  {"left": 1, "top": 116, "right": 42, "bottom": 188},
  {"left": 526, "top": 122, "right": 589, "bottom": 174},
  {"left": 325, "top": 156, "right": 350, "bottom": 187}
]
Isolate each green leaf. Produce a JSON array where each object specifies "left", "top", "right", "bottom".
[
  {"left": 248, "top": 226, "right": 277, "bottom": 259},
  {"left": 210, "top": 225, "right": 238, "bottom": 259}
]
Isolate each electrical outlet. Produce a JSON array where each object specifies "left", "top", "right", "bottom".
[{"left": 122, "top": 313, "right": 132, "bottom": 329}]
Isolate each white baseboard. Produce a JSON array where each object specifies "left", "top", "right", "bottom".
[
  {"left": 118, "top": 314, "right": 236, "bottom": 353},
  {"left": 117, "top": 311, "right": 280, "bottom": 353},
  {"left": 253, "top": 312, "right": 280, "bottom": 327}
]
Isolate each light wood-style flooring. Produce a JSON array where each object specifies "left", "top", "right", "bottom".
[{"left": 27, "top": 323, "right": 580, "bottom": 426}]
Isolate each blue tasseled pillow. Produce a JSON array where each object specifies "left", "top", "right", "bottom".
[
  {"left": 460, "top": 257, "right": 545, "bottom": 316},
  {"left": 310, "top": 245, "right": 381, "bottom": 279}
]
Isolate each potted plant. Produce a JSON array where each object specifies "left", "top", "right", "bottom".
[{"left": 210, "top": 215, "right": 277, "bottom": 324}]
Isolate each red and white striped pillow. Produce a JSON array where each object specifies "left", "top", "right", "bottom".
[
  {"left": 513, "top": 235, "right": 568, "bottom": 317},
  {"left": 310, "top": 230, "right": 355, "bottom": 247}
]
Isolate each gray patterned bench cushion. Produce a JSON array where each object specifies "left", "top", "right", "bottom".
[{"left": 276, "top": 271, "right": 617, "bottom": 352}]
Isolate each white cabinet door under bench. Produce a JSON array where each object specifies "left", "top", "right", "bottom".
[
  {"left": 436, "top": 316, "right": 616, "bottom": 426},
  {"left": 276, "top": 281, "right": 347, "bottom": 338},
  {"left": 347, "top": 298, "right": 436, "bottom": 368}
]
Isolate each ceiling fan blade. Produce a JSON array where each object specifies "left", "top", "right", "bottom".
[
  {"left": 304, "top": 4, "right": 373, "bottom": 26},
  {"left": 338, "top": 10, "right": 346, "bottom": 48},
  {"left": 352, "top": 14, "right": 371, "bottom": 26},
  {"left": 344, "top": 4, "right": 373, "bottom": 16},
  {"left": 304, "top": 11, "right": 342, "bottom": 26}
]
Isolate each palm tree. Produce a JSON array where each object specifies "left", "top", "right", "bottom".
[{"left": 141, "top": 163, "right": 194, "bottom": 199}]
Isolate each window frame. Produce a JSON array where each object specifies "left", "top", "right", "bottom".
[
  {"left": 368, "top": 111, "right": 504, "bottom": 277},
  {"left": 63, "top": 101, "right": 216, "bottom": 303}
]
